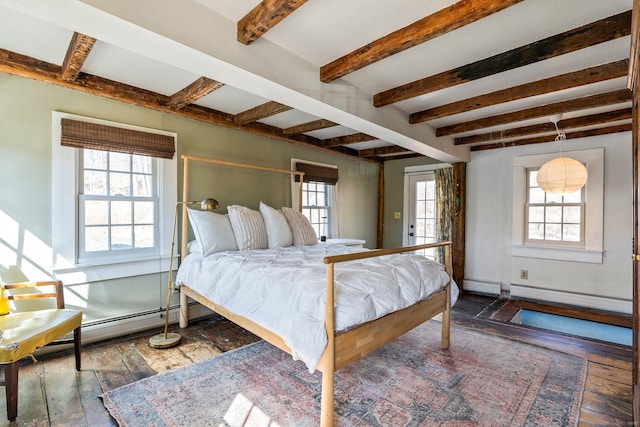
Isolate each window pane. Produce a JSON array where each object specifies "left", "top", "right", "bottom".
[
  {"left": 133, "top": 174, "right": 153, "bottom": 197},
  {"left": 528, "top": 223, "right": 544, "bottom": 240},
  {"left": 84, "top": 171, "right": 107, "bottom": 195},
  {"left": 134, "top": 201, "right": 154, "bottom": 224},
  {"left": 546, "top": 206, "right": 562, "bottom": 223},
  {"left": 546, "top": 193, "right": 563, "bottom": 204},
  {"left": 85, "top": 226, "right": 108, "bottom": 252},
  {"left": 111, "top": 226, "right": 132, "bottom": 249},
  {"left": 85, "top": 200, "right": 108, "bottom": 225},
  {"left": 425, "top": 182, "right": 435, "bottom": 199},
  {"left": 111, "top": 201, "right": 132, "bottom": 225},
  {"left": 424, "top": 219, "right": 435, "bottom": 237},
  {"left": 545, "top": 224, "right": 562, "bottom": 240},
  {"left": 110, "top": 172, "right": 130, "bottom": 196},
  {"left": 529, "top": 170, "right": 538, "bottom": 186},
  {"left": 132, "top": 155, "right": 152, "bottom": 174},
  {"left": 109, "top": 152, "right": 130, "bottom": 172},
  {"left": 563, "top": 224, "right": 581, "bottom": 242},
  {"left": 528, "top": 206, "right": 544, "bottom": 222},
  {"left": 84, "top": 149, "right": 107, "bottom": 169},
  {"left": 134, "top": 225, "right": 154, "bottom": 248},
  {"left": 563, "top": 206, "right": 581, "bottom": 224},
  {"left": 529, "top": 187, "right": 545, "bottom": 203},
  {"left": 563, "top": 191, "right": 581, "bottom": 203},
  {"left": 416, "top": 181, "right": 426, "bottom": 198}
]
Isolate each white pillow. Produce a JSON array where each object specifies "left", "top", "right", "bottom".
[
  {"left": 227, "top": 205, "right": 268, "bottom": 250},
  {"left": 259, "top": 202, "right": 293, "bottom": 248},
  {"left": 187, "top": 209, "right": 238, "bottom": 256},
  {"left": 281, "top": 207, "right": 318, "bottom": 246}
]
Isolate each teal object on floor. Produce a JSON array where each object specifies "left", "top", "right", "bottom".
[{"left": 514, "top": 309, "right": 631, "bottom": 346}]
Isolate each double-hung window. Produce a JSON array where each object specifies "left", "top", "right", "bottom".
[
  {"left": 525, "top": 169, "right": 584, "bottom": 247},
  {"left": 79, "top": 149, "right": 158, "bottom": 262},
  {"left": 512, "top": 148, "right": 603, "bottom": 263},
  {"left": 51, "top": 112, "right": 177, "bottom": 284},
  {"left": 292, "top": 160, "right": 339, "bottom": 239}
]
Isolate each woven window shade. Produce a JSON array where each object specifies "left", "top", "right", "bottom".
[
  {"left": 295, "top": 163, "right": 339, "bottom": 184},
  {"left": 60, "top": 118, "right": 175, "bottom": 159}
]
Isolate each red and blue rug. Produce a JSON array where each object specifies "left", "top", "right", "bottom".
[{"left": 101, "top": 321, "right": 585, "bottom": 426}]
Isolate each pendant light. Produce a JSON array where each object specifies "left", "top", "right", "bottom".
[{"left": 536, "top": 114, "right": 588, "bottom": 195}]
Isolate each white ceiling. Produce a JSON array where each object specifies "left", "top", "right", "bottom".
[{"left": 0, "top": 0, "right": 633, "bottom": 163}]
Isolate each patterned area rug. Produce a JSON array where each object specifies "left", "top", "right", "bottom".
[{"left": 101, "top": 321, "right": 586, "bottom": 426}]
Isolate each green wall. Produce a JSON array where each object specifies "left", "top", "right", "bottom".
[{"left": 0, "top": 73, "right": 379, "bottom": 325}]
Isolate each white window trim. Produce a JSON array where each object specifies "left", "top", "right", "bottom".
[
  {"left": 512, "top": 148, "right": 604, "bottom": 263},
  {"left": 51, "top": 112, "right": 177, "bottom": 284},
  {"left": 290, "top": 158, "right": 339, "bottom": 238}
]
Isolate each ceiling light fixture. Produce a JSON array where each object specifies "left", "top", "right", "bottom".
[{"left": 536, "top": 114, "right": 588, "bottom": 195}]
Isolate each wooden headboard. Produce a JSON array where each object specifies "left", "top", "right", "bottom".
[{"left": 180, "top": 154, "right": 305, "bottom": 258}]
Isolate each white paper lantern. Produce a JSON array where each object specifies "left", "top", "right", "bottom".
[{"left": 536, "top": 157, "right": 588, "bottom": 195}]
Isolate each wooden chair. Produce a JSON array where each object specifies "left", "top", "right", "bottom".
[{"left": 0, "top": 280, "right": 82, "bottom": 421}]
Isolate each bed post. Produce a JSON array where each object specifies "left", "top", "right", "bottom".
[
  {"left": 321, "top": 262, "right": 336, "bottom": 427},
  {"left": 441, "top": 243, "right": 452, "bottom": 350},
  {"left": 179, "top": 157, "right": 190, "bottom": 328}
]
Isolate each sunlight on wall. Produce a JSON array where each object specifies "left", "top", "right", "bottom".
[{"left": 0, "top": 209, "right": 51, "bottom": 282}]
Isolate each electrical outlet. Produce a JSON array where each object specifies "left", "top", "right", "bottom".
[
  {"left": 393, "top": 211, "right": 401, "bottom": 219},
  {"left": 520, "top": 269, "right": 528, "bottom": 280}
]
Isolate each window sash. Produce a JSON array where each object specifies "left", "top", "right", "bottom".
[
  {"left": 302, "top": 181, "right": 331, "bottom": 237},
  {"left": 524, "top": 202, "right": 585, "bottom": 248}
]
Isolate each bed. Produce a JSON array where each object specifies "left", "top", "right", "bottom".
[{"left": 176, "top": 154, "right": 457, "bottom": 427}]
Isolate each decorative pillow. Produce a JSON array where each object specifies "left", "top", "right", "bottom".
[
  {"left": 259, "top": 202, "right": 293, "bottom": 248},
  {"left": 227, "top": 205, "right": 268, "bottom": 250},
  {"left": 187, "top": 209, "right": 238, "bottom": 256},
  {"left": 281, "top": 207, "right": 318, "bottom": 246}
]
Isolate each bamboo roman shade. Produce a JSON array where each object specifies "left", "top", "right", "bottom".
[
  {"left": 60, "top": 118, "right": 175, "bottom": 159},
  {"left": 295, "top": 162, "right": 339, "bottom": 184}
]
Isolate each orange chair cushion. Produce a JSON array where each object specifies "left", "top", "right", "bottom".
[{"left": 0, "top": 309, "right": 82, "bottom": 364}]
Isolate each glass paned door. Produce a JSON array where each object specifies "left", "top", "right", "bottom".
[{"left": 408, "top": 172, "right": 436, "bottom": 259}]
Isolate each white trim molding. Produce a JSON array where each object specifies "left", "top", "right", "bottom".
[
  {"left": 463, "top": 279, "right": 502, "bottom": 296},
  {"left": 511, "top": 284, "right": 632, "bottom": 315}
]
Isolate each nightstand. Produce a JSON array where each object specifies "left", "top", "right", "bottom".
[{"left": 324, "top": 238, "right": 366, "bottom": 248}]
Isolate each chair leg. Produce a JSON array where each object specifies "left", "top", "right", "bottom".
[
  {"left": 5, "top": 362, "right": 18, "bottom": 422},
  {"left": 74, "top": 326, "right": 81, "bottom": 371}
]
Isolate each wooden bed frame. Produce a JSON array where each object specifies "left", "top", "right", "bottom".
[{"left": 177, "top": 154, "right": 453, "bottom": 427}]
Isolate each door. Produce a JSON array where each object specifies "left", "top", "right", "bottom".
[{"left": 407, "top": 172, "right": 437, "bottom": 259}]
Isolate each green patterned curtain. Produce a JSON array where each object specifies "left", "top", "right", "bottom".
[{"left": 435, "top": 168, "right": 453, "bottom": 264}]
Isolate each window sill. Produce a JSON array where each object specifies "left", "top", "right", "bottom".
[
  {"left": 53, "top": 254, "right": 178, "bottom": 285},
  {"left": 512, "top": 245, "right": 602, "bottom": 264}
]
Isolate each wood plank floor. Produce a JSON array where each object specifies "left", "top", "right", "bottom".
[{"left": 1, "top": 293, "right": 633, "bottom": 426}]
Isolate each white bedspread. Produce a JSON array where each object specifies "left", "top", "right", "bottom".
[{"left": 176, "top": 244, "right": 458, "bottom": 371}]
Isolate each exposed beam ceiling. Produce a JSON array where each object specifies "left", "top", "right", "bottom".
[
  {"left": 60, "top": 32, "right": 96, "bottom": 82},
  {"left": 320, "top": 0, "right": 524, "bottom": 83},
  {"left": 237, "top": 0, "right": 308, "bottom": 45},
  {"left": 167, "top": 77, "right": 225, "bottom": 110}
]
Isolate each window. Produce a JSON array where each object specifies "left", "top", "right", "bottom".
[
  {"left": 301, "top": 181, "right": 331, "bottom": 238},
  {"left": 525, "top": 169, "right": 584, "bottom": 247},
  {"left": 291, "top": 159, "right": 338, "bottom": 239},
  {"left": 410, "top": 173, "right": 437, "bottom": 259},
  {"left": 79, "top": 149, "right": 158, "bottom": 262},
  {"left": 512, "top": 148, "right": 603, "bottom": 263},
  {"left": 52, "top": 112, "right": 177, "bottom": 284}
]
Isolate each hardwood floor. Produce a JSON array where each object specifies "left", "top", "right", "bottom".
[{"left": 2, "top": 293, "right": 633, "bottom": 426}]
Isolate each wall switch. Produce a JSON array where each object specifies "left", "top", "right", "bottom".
[
  {"left": 393, "top": 211, "right": 401, "bottom": 219},
  {"left": 520, "top": 269, "right": 528, "bottom": 280}
]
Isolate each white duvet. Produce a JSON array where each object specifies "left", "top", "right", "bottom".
[{"left": 176, "top": 244, "right": 458, "bottom": 371}]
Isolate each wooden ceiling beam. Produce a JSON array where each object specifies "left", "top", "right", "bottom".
[
  {"left": 411, "top": 60, "right": 629, "bottom": 123},
  {"left": 470, "top": 123, "right": 632, "bottom": 151},
  {"left": 322, "top": 133, "right": 377, "bottom": 148},
  {"left": 234, "top": 100, "right": 292, "bottom": 125},
  {"left": 167, "top": 76, "right": 224, "bottom": 110},
  {"left": 358, "top": 145, "right": 411, "bottom": 157},
  {"left": 237, "top": 0, "right": 308, "bottom": 45},
  {"left": 437, "top": 89, "right": 632, "bottom": 136},
  {"left": 374, "top": 10, "right": 632, "bottom": 107},
  {"left": 455, "top": 108, "right": 632, "bottom": 145},
  {"left": 320, "top": 0, "right": 523, "bottom": 83},
  {"left": 61, "top": 32, "right": 96, "bottom": 82},
  {"left": 0, "top": 47, "right": 376, "bottom": 162},
  {"left": 283, "top": 119, "right": 337, "bottom": 135}
]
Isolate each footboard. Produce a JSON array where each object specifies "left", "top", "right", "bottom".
[{"left": 317, "top": 240, "right": 452, "bottom": 427}]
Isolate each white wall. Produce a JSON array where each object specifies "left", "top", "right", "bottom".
[{"left": 465, "top": 132, "right": 632, "bottom": 314}]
